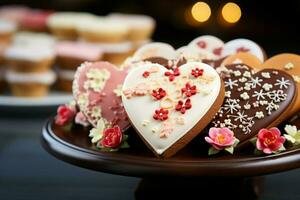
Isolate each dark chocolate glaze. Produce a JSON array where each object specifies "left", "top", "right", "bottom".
[
  {"left": 143, "top": 57, "right": 187, "bottom": 70},
  {"left": 202, "top": 57, "right": 227, "bottom": 69},
  {"left": 211, "top": 63, "right": 296, "bottom": 144}
]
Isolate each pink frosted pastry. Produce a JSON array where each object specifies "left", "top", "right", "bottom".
[
  {"left": 19, "top": 10, "right": 53, "bottom": 32},
  {"left": 56, "top": 41, "right": 103, "bottom": 69},
  {"left": 73, "top": 61, "right": 129, "bottom": 130}
]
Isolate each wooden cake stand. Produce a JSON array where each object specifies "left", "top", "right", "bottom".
[{"left": 41, "top": 117, "right": 300, "bottom": 200}]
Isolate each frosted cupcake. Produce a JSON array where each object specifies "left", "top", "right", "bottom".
[
  {"left": 55, "top": 41, "right": 103, "bottom": 70},
  {"left": 19, "top": 10, "right": 52, "bottom": 32},
  {"left": 12, "top": 32, "right": 56, "bottom": 48},
  {"left": 0, "top": 5, "right": 29, "bottom": 23},
  {"left": 5, "top": 70, "right": 56, "bottom": 97},
  {"left": 47, "top": 12, "right": 95, "bottom": 40},
  {"left": 0, "top": 19, "right": 17, "bottom": 44},
  {"left": 4, "top": 46, "right": 55, "bottom": 72},
  {"left": 108, "top": 13, "right": 155, "bottom": 41},
  {"left": 56, "top": 68, "right": 75, "bottom": 92},
  {"left": 77, "top": 17, "right": 129, "bottom": 43},
  {"left": 98, "top": 41, "right": 133, "bottom": 66}
]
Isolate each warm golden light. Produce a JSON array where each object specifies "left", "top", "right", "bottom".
[
  {"left": 191, "top": 2, "right": 211, "bottom": 23},
  {"left": 221, "top": 2, "right": 241, "bottom": 23}
]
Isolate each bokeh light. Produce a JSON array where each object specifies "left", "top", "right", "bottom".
[
  {"left": 221, "top": 2, "right": 241, "bottom": 23},
  {"left": 191, "top": 2, "right": 211, "bottom": 23}
]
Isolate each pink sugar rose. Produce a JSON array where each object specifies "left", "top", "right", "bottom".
[
  {"left": 75, "top": 112, "right": 90, "bottom": 127},
  {"left": 100, "top": 126, "right": 123, "bottom": 148},
  {"left": 205, "top": 127, "right": 235, "bottom": 150},
  {"left": 256, "top": 127, "right": 285, "bottom": 154},
  {"left": 55, "top": 104, "right": 76, "bottom": 126}
]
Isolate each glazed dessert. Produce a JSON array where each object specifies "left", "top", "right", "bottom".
[
  {"left": 0, "top": 19, "right": 17, "bottom": 44},
  {"left": 107, "top": 13, "right": 155, "bottom": 41},
  {"left": 4, "top": 70, "right": 56, "bottom": 97},
  {"left": 221, "top": 52, "right": 263, "bottom": 67},
  {"left": 56, "top": 68, "right": 75, "bottom": 92},
  {"left": 55, "top": 41, "right": 103, "bottom": 70},
  {"left": 76, "top": 17, "right": 129, "bottom": 43},
  {"left": 47, "top": 12, "right": 95, "bottom": 40},
  {"left": 122, "top": 62, "right": 224, "bottom": 157},
  {"left": 19, "top": 10, "right": 52, "bottom": 32},
  {"left": 188, "top": 35, "right": 224, "bottom": 58},
  {"left": 4, "top": 46, "right": 55, "bottom": 72}
]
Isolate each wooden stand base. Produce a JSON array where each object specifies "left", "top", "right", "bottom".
[{"left": 135, "top": 177, "right": 264, "bottom": 200}]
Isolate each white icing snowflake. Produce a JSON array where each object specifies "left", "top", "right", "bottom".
[
  {"left": 268, "top": 90, "right": 287, "bottom": 103},
  {"left": 229, "top": 111, "right": 248, "bottom": 123},
  {"left": 224, "top": 78, "right": 238, "bottom": 89},
  {"left": 223, "top": 99, "right": 241, "bottom": 114},
  {"left": 252, "top": 89, "right": 268, "bottom": 100},
  {"left": 275, "top": 77, "right": 291, "bottom": 89},
  {"left": 248, "top": 77, "right": 263, "bottom": 88}
]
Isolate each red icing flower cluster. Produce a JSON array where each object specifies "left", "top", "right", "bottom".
[
  {"left": 142, "top": 71, "right": 150, "bottom": 78},
  {"left": 152, "top": 88, "right": 166, "bottom": 100},
  {"left": 175, "top": 98, "right": 192, "bottom": 114},
  {"left": 213, "top": 47, "right": 222, "bottom": 56},
  {"left": 153, "top": 108, "right": 169, "bottom": 121},
  {"left": 197, "top": 40, "right": 206, "bottom": 48},
  {"left": 164, "top": 67, "right": 180, "bottom": 81},
  {"left": 191, "top": 68, "right": 204, "bottom": 78},
  {"left": 181, "top": 83, "right": 197, "bottom": 97},
  {"left": 100, "top": 126, "right": 123, "bottom": 148}
]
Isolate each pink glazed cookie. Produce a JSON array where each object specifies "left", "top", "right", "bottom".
[{"left": 73, "top": 61, "right": 130, "bottom": 130}]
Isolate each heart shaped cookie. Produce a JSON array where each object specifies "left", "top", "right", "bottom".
[
  {"left": 122, "top": 62, "right": 225, "bottom": 157},
  {"left": 258, "top": 53, "right": 300, "bottom": 117},
  {"left": 73, "top": 61, "right": 130, "bottom": 130},
  {"left": 211, "top": 63, "right": 296, "bottom": 146},
  {"left": 221, "top": 38, "right": 266, "bottom": 62},
  {"left": 221, "top": 52, "right": 263, "bottom": 67},
  {"left": 188, "top": 35, "right": 224, "bottom": 58}
]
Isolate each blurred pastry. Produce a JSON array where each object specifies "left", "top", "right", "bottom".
[
  {"left": 5, "top": 70, "right": 56, "bottom": 97},
  {"left": 56, "top": 68, "right": 75, "bottom": 92},
  {"left": 55, "top": 41, "right": 103, "bottom": 70},
  {"left": 107, "top": 13, "right": 155, "bottom": 41},
  {"left": 99, "top": 42, "right": 133, "bottom": 66},
  {"left": 77, "top": 17, "right": 129, "bottom": 43},
  {"left": 0, "top": 5, "right": 29, "bottom": 24},
  {"left": 188, "top": 35, "right": 224, "bottom": 58},
  {"left": 0, "top": 19, "right": 17, "bottom": 44},
  {"left": 47, "top": 12, "right": 95, "bottom": 40},
  {"left": 19, "top": 10, "right": 53, "bottom": 32},
  {"left": 12, "top": 32, "right": 56, "bottom": 48},
  {"left": 4, "top": 46, "right": 55, "bottom": 72}
]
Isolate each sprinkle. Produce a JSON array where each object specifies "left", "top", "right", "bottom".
[
  {"left": 293, "top": 75, "right": 300, "bottom": 83},
  {"left": 152, "top": 126, "right": 158, "bottom": 133},
  {"left": 233, "top": 70, "right": 241, "bottom": 77},
  {"left": 261, "top": 72, "right": 271, "bottom": 79},
  {"left": 225, "top": 91, "right": 231, "bottom": 98},
  {"left": 142, "top": 120, "right": 150, "bottom": 126},
  {"left": 143, "top": 71, "right": 150, "bottom": 78},
  {"left": 240, "top": 92, "right": 250, "bottom": 100},
  {"left": 243, "top": 71, "right": 251, "bottom": 78},
  {"left": 262, "top": 83, "right": 273, "bottom": 91},
  {"left": 255, "top": 111, "right": 264, "bottom": 119}
]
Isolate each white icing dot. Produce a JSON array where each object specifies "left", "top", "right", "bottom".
[
  {"left": 243, "top": 71, "right": 251, "bottom": 78},
  {"left": 284, "top": 62, "right": 294, "bottom": 70},
  {"left": 262, "top": 83, "right": 273, "bottom": 91},
  {"left": 261, "top": 72, "right": 271, "bottom": 79},
  {"left": 255, "top": 111, "right": 264, "bottom": 119},
  {"left": 240, "top": 92, "right": 250, "bottom": 100}
]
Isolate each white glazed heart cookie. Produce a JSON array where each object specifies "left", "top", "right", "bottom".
[{"left": 121, "top": 62, "right": 225, "bottom": 157}]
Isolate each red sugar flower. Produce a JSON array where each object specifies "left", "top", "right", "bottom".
[
  {"left": 256, "top": 127, "right": 285, "bottom": 154},
  {"left": 55, "top": 104, "right": 76, "bottom": 126},
  {"left": 197, "top": 41, "right": 206, "bottom": 49},
  {"left": 153, "top": 108, "right": 169, "bottom": 121},
  {"left": 181, "top": 83, "right": 197, "bottom": 97},
  {"left": 213, "top": 47, "right": 223, "bottom": 56},
  {"left": 191, "top": 68, "right": 204, "bottom": 78},
  {"left": 142, "top": 71, "right": 150, "bottom": 78},
  {"left": 152, "top": 88, "right": 166, "bottom": 100},
  {"left": 164, "top": 67, "right": 180, "bottom": 81},
  {"left": 100, "top": 126, "right": 123, "bottom": 148},
  {"left": 175, "top": 98, "right": 192, "bottom": 114}
]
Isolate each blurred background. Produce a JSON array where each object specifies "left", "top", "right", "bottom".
[{"left": 1, "top": 0, "right": 299, "bottom": 55}]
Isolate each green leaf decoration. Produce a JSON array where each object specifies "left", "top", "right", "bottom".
[
  {"left": 119, "top": 141, "right": 130, "bottom": 149},
  {"left": 208, "top": 147, "right": 220, "bottom": 156},
  {"left": 233, "top": 138, "right": 240, "bottom": 147},
  {"left": 253, "top": 149, "right": 262, "bottom": 155},
  {"left": 250, "top": 137, "right": 257, "bottom": 146},
  {"left": 225, "top": 146, "right": 234, "bottom": 154}
]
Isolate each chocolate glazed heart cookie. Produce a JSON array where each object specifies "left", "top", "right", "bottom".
[{"left": 211, "top": 63, "right": 297, "bottom": 146}]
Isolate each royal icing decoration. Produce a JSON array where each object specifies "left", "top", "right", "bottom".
[
  {"left": 122, "top": 62, "right": 222, "bottom": 156},
  {"left": 212, "top": 64, "right": 296, "bottom": 144}
]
